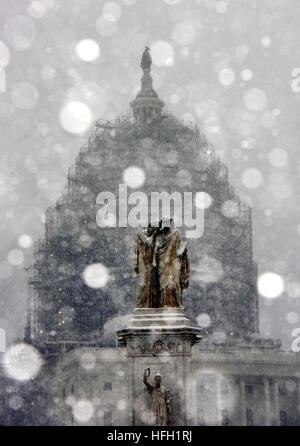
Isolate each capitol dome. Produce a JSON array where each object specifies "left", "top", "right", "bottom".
[{"left": 26, "top": 49, "right": 259, "bottom": 354}]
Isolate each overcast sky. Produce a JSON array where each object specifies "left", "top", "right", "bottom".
[{"left": 0, "top": 0, "right": 300, "bottom": 349}]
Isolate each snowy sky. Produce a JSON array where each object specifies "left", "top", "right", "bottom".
[{"left": 0, "top": 0, "right": 300, "bottom": 349}]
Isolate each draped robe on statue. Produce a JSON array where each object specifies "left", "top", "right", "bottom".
[
  {"left": 145, "top": 382, "right": 171, "bottom": 426},
  {"left": 134, "top": 229, "right": 160, "bottom": 308},
  {"left": 155, "top": 229, "right": 189, "bottom": 307},
  {"left": 134, "top": 227, "right": 190, "bottom": 308}
]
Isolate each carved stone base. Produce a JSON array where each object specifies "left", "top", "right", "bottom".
[{"left": 116, "top": 307, "right": 202, "bottom": 426}]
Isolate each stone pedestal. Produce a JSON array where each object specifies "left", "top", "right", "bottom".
[{"left": 116, "top": 307, "right": 202, "bottom": 426}]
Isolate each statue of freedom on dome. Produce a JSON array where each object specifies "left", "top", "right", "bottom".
[
  {"left": 135, "top": 46, "right": 160, "bottom": 100},
  {"left": 140, "top": 46, "right": 152, "bottom": 70},
  {"left": 134, "top": 218, "right": 190, "bottom": 308}
]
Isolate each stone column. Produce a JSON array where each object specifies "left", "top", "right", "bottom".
[
  {"left": 239, "top": 378, "right": 246, "bottom": 426},
  {"left": 130, "top": 355, "right": 136, "bottom": 425},
  {"left": 216, "top": 376, "right": 222, "bottom": 425},
  {"left": 297, "top": 380, "right": 300, "bottom": 425},
  {"left": 263, "top": 377, "right": 271, "bottom": 426},
  {"left": 270, "top": 378, "right": 280, "bottom": 426},
  {"left": 186, "top": 363, "right": 197, "bottom": 426}
]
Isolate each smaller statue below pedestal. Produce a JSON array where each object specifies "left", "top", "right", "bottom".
[{"left": 143, "top": 368, "right": 171, "bottom": 426}]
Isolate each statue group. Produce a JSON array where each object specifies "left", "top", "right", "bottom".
[{"left": 134, "top": 218, "right": 190, "bottom": 308}]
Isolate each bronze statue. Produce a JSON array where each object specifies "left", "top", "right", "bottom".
[
  {"left": 136, "top": 46, "right": 158, "bottom": 100},
  {"left": 143, "top": 368, "right": 171, "bottom": 426},
  {"left": 140, "top": 46, "right": 152, "bottom": 70},
  {"left": 134, "top": 219, "right": 190, "bottom": 308}
]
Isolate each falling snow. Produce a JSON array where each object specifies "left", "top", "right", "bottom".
[{"left": 0, "top": 0, "right": 300, "bottom": 427}]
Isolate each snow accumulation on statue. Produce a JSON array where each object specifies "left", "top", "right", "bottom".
[{"left": 134, "top": 218, "right": 190, "bottom": 308}]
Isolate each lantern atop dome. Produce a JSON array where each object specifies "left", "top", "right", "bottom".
[{"left": 130, "top": 47, "right": 164, "bottom": 123}]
